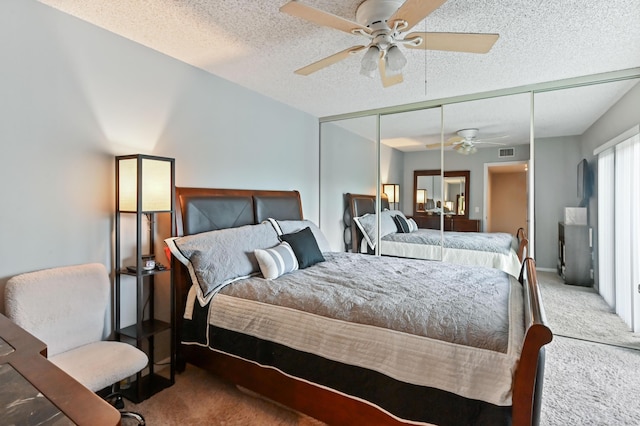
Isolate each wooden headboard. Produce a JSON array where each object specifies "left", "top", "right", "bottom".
[
  {"left": 175, "top": 187, "right": 303, "bottom": 236},
  {"left": 345, "top": 193, "right": 389, "bottom": 253}
]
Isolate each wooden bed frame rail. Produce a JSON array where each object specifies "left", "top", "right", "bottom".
[
  {"left": 171, "top": 188, "right": 552, "bottom": 426},
  {"left": 512, "top": 257, "right": 553, "bottom": 425},
  {"left": 516, "top": 227, "right": 529, "bottom": 262}
]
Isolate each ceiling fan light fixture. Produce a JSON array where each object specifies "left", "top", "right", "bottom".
[
  {"left": 360, "top": 45, "right": 380, "bottom": 77},
  {"left": 385, "top": 45, "right": 407, "bottom": 73},
  {"left": 455, "top": 144, "right": 477, "bottom": 155}
]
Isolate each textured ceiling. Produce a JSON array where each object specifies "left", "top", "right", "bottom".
[{"left": 37, "top": 0, "right": 640, "bottom": 150}]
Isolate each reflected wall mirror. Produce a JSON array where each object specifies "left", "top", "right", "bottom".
[{"left": 413, "top": 170, "right": 470, "bottom": 218}]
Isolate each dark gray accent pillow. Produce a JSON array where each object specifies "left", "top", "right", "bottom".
[{"left": 279, "top": 227, "right": 325, "bottom": 269}]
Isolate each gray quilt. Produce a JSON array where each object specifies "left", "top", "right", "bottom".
[
  {"left": 220, "top": 252, "right": 518, "bottom": 353},
  {"left": 383, "top": 228, "right": 515, "bottom": 254}
]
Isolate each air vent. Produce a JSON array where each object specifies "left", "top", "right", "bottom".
[{"left": 498, "top": 147, "right": 515, "bottom": 158}]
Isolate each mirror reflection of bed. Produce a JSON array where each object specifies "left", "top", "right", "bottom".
[
  {"left": 347, "top": 191, "right": 527, "bottom": 278},
  {"left": 169, "top": 187, "right": 551, "bottom": 426}
]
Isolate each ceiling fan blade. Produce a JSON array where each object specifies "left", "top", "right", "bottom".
[
  {"left": 476, "top": 134, "right": 509, "bottom": 142},
  {"left": 280, "top": 1, "right": 371, "bottom": 35},
  {"left": 425, "top": 137, "right": 459, "bottom": 149},
  {"left": 404, "top": 32, "right": 499, "bottom": 53},
  {"left": 295, "top": 46, "right": 366, "bottom": 76},
  {"left": 379, "top": 59, "right": 403, "bottom": 88},
  {"left": 388, "top": 0, "right": 448, "bottom": 32},
  {"left": 476, "top": 141, "right": 507, "bottom": 146}
]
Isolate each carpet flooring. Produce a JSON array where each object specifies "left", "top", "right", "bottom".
[
  {"left": 124, "top": 365, "right": 323, "bottom": 425},
  {"left": 124, "top": 271, "right": 640, "bottom": 425},
  {"left": 537, "top": 271, "right": 640, "bottom": 350}
]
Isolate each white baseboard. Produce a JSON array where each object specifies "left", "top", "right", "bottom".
[{"left": 536, "top": 267, "right": 557, "bottom": 272}]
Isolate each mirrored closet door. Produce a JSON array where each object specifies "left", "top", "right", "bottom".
[
  {"left": 534, "top": 78, "right": 640, "bottom": 330},
  {"left": 380, "top": 107, "right": 443, "bottom": 260},
  {"left": 442, "top": 93, "right": 531, "bottom": 238},
  {"left": 319, "top": 115, "right": 378, "bottom": 253}
]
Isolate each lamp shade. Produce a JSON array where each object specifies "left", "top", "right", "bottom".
[
  {"left": 416, "top": 189, "right": 426, "bottom": 204},
  {"left": 117, "top": 155, "right": 174, "bottom": 212},
  {"left": 382, "top": 183, "right": 400, "bottom": 204}
]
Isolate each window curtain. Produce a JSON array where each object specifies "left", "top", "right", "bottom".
[
  {"left": 597, "top": 129, "right": 640, "bottom": 331},
  {"left": 597, "top": 149, "right": 614, "bottom": 307}
]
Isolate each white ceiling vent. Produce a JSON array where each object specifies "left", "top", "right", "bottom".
[{"left": 498, "top": 147, "right": 515, "bottom": 158}]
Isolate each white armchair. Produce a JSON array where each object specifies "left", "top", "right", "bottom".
[{"left": 5, "top": 263, "right": 148, "bottom": 425}]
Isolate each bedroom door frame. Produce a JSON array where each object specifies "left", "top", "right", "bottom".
[{"left": 483, "top": 160, "right": 529, "bottom": 235}]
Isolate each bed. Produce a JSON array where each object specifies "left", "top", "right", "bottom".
[
  {"left": 169, "top": 187, "right": 551, "bottom": 426},
  {"left": 347, "top": 193, "right": 528, "bottom": 277}
]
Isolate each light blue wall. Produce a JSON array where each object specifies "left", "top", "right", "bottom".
[{"left": 0, "top": 0, "right": 319, "bottom": 314}]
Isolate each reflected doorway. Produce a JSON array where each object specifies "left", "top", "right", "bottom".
[{"left": 484, "top": 161, "right": 528, "bottom": 233}]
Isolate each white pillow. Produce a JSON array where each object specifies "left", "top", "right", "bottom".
[
  {"left": 387, "top": 209, "right": 407, "bottom": 220},
  {"left": 254, "top": 242, "right": 299, "bottom": 279},
  {"left": 266, "top": 219, "right": 332, "bottom": 253},
  {"left": 408, "top": 218, "right": 418, "bottom": 232}
]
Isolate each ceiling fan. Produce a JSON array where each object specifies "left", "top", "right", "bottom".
[
  {"left": 426, "top": 128, "right": 508, "bottom": 155},
  {"left": 279, "top": 0, "right": 499, "bottom": 87}
]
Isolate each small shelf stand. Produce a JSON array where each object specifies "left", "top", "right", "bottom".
[{"left": 114, "top": 154, "right": 176, "bottom": 402}]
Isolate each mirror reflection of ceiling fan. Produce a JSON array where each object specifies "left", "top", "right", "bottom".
[
  {"left": 426, "top": 128, "right": 508, "bottom": 155},
  {"left": 279, "top": 0, "right": 499, "bottom": 87}
]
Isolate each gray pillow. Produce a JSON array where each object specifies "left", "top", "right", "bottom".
[
  {"left": 353, "top": 211, "right": 397, "bottom": 248},
  {"left": 165, "top": 222, "right": 279, "bottom": 297}
]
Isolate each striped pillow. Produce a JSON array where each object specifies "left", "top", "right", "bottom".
[
  {"left": 393, "top": 215, "right": 411, "bottom": 233},
  {"left": 254, "top": 242, "right": 299, "bottom": 280}
]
